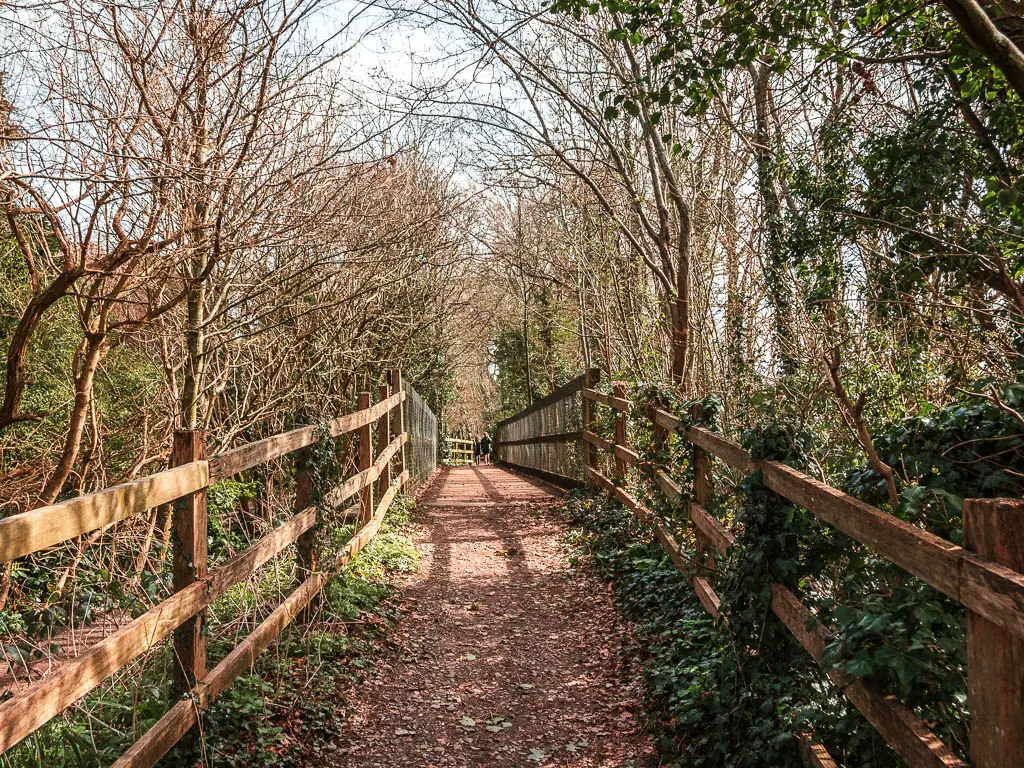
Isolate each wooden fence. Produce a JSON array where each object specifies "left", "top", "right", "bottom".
[
  {"left": 496, "top": 368, "right": 1024, "bottom": 768},
  {"left": 0, "top": 369, "right": 438, "bottom": 767},
  {"left": 445, "top": 437, "right": 475, "bottom": 465},
  {"left": 493, "top": 373, "right": 586, "bottom": 487}
]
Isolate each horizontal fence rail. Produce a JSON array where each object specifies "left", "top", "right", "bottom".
[
  {"left": 497, "top": 368, "right": 1024, "bottom": 768},
  {"left": 0, "top": 369, "right": 439, "bottom": 765},
  {"left": 445, "top": 437, "right": 474, "bottom": 465},
  {"left": 494, "top": 372, "right": 588, "bottom": 487}
]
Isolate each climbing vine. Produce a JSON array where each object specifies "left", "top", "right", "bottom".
[{"left": 563, "top": 376, "right": 1024, "bottom": 765}]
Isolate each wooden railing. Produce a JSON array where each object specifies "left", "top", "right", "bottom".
[
  {"left": 0, "top": 369, "right": 437, "bottom": 767},
  {"left": 498, "top": 368, "right": 1024, "bottom": 768},
  {"left": 445, "top": 437, "right": 475, "bottom": 465},
  {"left": 493, "top": 373, "right": 587, "bottom": 487}
]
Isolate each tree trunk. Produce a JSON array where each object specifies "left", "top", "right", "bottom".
[
  {"left": 750, "top": 63, "right": 797, "bottom": 376},
  {"left": 38, "top": 333, "right": 108, "bottom": 505},
  {"left": 0, "top": 271, "right": 81, "bottom": 431},
  {"left": 181, "top": 267, "right": 207, "bottom": 430},
  {"left": 669, "top": 194, "right": 693, "bottom": 389}
]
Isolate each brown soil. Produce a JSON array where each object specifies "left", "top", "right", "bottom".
[{"left": 323, "top": 465, "right": 657, "bottom": 768}]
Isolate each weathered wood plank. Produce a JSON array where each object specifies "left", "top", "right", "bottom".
[
  {"left": 657, "top": 423, "right": 1024, "bottom": 641},
  {"left": 770, "top": 583, "right": 828, "bottom": 664},
  {"left": 769, "top": 583, "right": 964, "bottom": 768},
  {"left": 585, "top": 468, "right": 651, "bottom": 522},
  {"left": 333, "top": 470, "right": 407, "bottom": 571},
  {"left": 497, "top": 372, "right": 588, "bottom": 429},
  {"left": 652, "top": 522, "right": 688, "bottom": 571},
  {"left": 0, "top": 461, "right": 208, "bottom": 563},
  {"left": 960, "top": 552, "right": 1024, "bottom": 648},
  {"left": 210, "top": 426, "right": 317, "bottom": 479},
  {"left": 687, "top": 425, "right": 754, "bottom": 472},
  {"left": 582, "top": 369, "right": 601, "bottom": 473},
  {"left": 392, "top": 370, "right": 407, "bottom": 478},
  {"left": 648, "top": 408, "right": 754, "bottom": 471},
  {"left": 581, "top": 387, "right": 630, "bottom": 413},
  {"left": 110, "top": 474, "right": 409, "bottom": 768},
  {"left": 654, "top": 468, "right": 683, "bottom": 503},
  {"left": 171, "top": 432, "right": 207, "bottom": 695},
  {"left": 209, "top": 391, "right": 405, "bottom": 479},
  {"left": 964, "top": 499, "right": 1024, "bottom": 767},
  {"left": 377, "top": 384, "right": 392, "bottom": 499},
  {"left": 650, "top": 406, "right": 680, "bottom": 433},
  {"left": 109, "top": 698, "right": 197, "bottom": 768},
  {"left": 689, "top": 503, "right": 735, "bottom": 555},
  {"left": 581, "top": 430, "right": 638, "bottom": 469},
  {"left": 356, "top": 392, "right": 373, "bottom": 527},
  {"left": 0, "top": 580, "right": 206, "bottom": 754},
  {"left": 614, "top": 443, "right": 639, "bottom": 467},
  {"left": 797, "top": 735, "right": 839, "bottom": 768},
  {"left": 207, "top": 507, "right": 317, "bottom": 597},
  {"left": 841, "top": 681, "right": 965, "bottom": 768},
  {"left": 761, "top": 461, "right": 962, "bottom": 600},
  {"left": 613, "top": 383, "right": 628, "bottom": 477},
  {"left": 693, "top": 576, "right": 721, "bottom": 619},
  {"left": 328, "top": 390, "right": 404, "bottom": 438},
  {"left": 691, "top": 407, "right": 713, "bottom": 569},
  {"left": 293, "top": 428, "right": 316, "bottom": 623},
  {"left": 586, "top": 466, "right": 614, "bottom": 493},
  {"left": 500, "top": 431, "right": 583, "bottom": 447},
  {"left": 583, "top": 430, "right": 613, "bottom": 454},
  {"left": 323, "top": 433, "right": 406, "bottom": 510}
]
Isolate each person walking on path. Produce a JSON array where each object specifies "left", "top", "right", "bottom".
[
  {"left": 479, "top": 432, "right": 492, "bottom": 464},
  {"left": 472, "top": 437, "right": 481, "bottom": 465}
]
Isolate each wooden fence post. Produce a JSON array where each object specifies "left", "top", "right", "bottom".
[
  {"left": 691, "top": 403, "right": 713, "bottom": 574},
  {"left": 171, "top": 430, "right": 207, "bottom": 695},
  {"left": 390, "top": 369, "right": 406, "bottom": 480},
  {"left": 582, "top": 368, "right": 601, "bottom": 482},
  {"left": 357, "top": 391, "right": 373, "bottom": 526},
  {"left": 377, "top": 382, "right": 392, "bottom": 499},
  {"left": 294, "top": 407, "right": 317, "bottom": 622},
  {"left": 613, "top": 381, "right": 628, "bottom": 479},
  {"left": 964, "top": 498, "right": 1024, "bottom": 767}
]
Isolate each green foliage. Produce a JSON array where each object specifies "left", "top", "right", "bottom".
[
  {"left": 563, "top": 490, "right": 833, "bottom": 767},
  {"left": 488, "top": 292, "right": 579, "bottom": 424},
  {"left": 177, "top": 496, "right": 419, "bottom": 767},
  {"left": 0, "top": 236, "right": 164, "bottom": 495},
  {"left": 207, "top": 480, "right": 262, "bottom": 560},
  {"left": 0, "top": 648, "right": 179, "bottom": 768},
  {"left": 847, "top": 382, "right": 1024, "bottom": 538},
  {"left": 563, "top": 378, "right": 1021, "bottom": 766}
]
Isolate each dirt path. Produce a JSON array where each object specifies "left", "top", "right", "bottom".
[{"left": 324, "top": 465, "right": 656, "bottom": 768}]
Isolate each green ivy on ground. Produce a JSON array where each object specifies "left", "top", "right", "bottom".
[
  {"left": 562, "top": 489, "right": 896, "bottom": 768},
  {"left": 563, "top": 378, "right": 1024, "bottom": 767}
]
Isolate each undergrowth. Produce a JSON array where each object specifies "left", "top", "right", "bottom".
[
  {"left": 563, "top": 490, "right": 902, "bottom": 768},
  {"left": 571, "top": 381, "right": 1024, "bottom": 766}
]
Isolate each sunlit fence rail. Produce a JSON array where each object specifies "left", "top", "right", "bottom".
[
  {"left": 497, "top": 368, "right": 1024, "bottom": 768},
  {"left": 493, "top": 373, "right": 586, "bottom": 487},
  {"left": 0, "top": 369, "right": 437, "bottom": 766}
]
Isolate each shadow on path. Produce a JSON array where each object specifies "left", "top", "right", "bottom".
[{"left": 322, "top": 466, "right": 655, "bottom": 768}]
